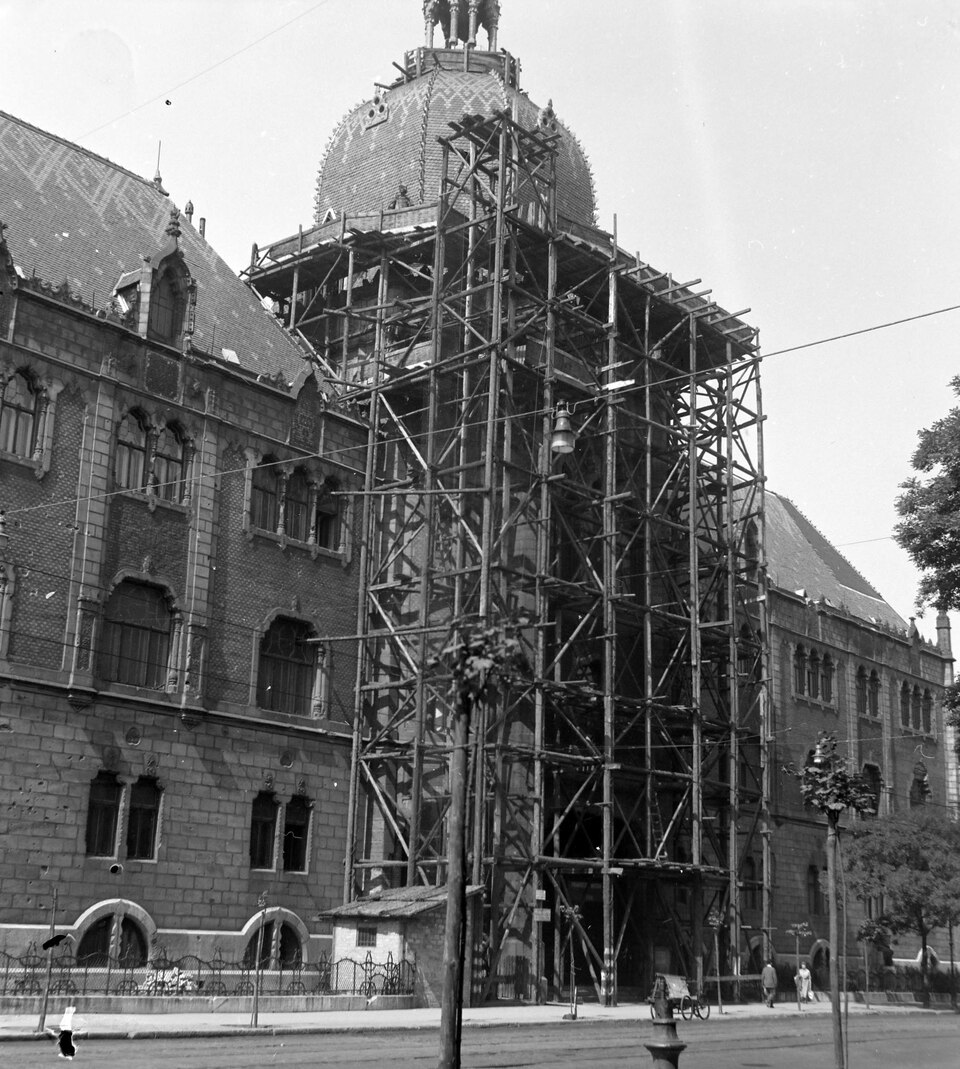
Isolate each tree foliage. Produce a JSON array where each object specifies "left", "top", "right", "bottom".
[
  {"left": 895, "top": 376, "right": 960, "bottom": 610},
  {"left": 793, "top": 732, "right": 877, "bottom": 825},
  {"left": 436, "top": 619, "right": 527, "bottom": 709},
  {"left": 844, "top": 810, "right": 960, "bottom": 993}
]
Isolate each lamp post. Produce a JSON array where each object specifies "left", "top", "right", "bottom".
[
  {"left": 250, "top": 891, "right": 268, "bottom": 1029},
  {"left": 559, "top": 904, "right": 581, "bottom": 1021},
  {"left": 707, "top": 908, "right": 723, "bottom": 1015},
  {"left": 792, "top": 732, "right": 874, "bottom": 1069},
  {"left": 36, "top": 886, "right": 59, "bottom": 1034},
  {"left": 786, "top": 921, "right": 811, "bottom": 1011}
]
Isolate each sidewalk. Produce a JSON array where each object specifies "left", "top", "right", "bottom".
[{"left": 0, "top": 995, "right": 937, "bottom": 1043}]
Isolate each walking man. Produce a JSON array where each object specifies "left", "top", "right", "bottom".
[{"left": 761, "top": 960, "right": 778, "bottom": 1008}]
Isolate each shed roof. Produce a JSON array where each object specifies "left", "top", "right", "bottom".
[{"left": 323, "top": 885, "right": 484, "bottom": 921}]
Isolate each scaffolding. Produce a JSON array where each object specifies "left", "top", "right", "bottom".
[{"left": 245, "top": 106, "right": 767, "bottom": 1003}]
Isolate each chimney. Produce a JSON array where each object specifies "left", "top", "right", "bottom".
[{"left": 199, "top": 218, "right": 206, "bottom": 239}]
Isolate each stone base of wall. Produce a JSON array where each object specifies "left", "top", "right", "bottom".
[{"left": 0, "top": 993, "right": 415, "bottom": 1015}]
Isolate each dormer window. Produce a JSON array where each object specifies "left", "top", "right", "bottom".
[{"left": 148, "top": 262, "right": 188, "bottom": 344}]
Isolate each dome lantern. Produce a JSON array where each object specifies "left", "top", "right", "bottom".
[{"left": 423, "top": 0, "right": 501, "bottom": 51}]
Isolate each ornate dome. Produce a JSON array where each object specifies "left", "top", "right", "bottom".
[{"left": 314, "top": 31, "right": 597, "bottom": 228}]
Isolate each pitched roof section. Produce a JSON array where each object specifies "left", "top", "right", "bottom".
[
  {"left": 765, "top": 491, "right": 907, "bottom": 631},
  {"left": 322, "top": 884, "right": 484, "bottom": 920},
  {"left": 0, "top": 110, "right": 307, "bottom": 381}
]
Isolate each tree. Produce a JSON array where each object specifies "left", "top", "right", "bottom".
[
  {"left": 845, "top": 809, "right": 960, "bottom": 1005},
  {"left": 895, "top": 376, "right": 960, "bottom": 610}
]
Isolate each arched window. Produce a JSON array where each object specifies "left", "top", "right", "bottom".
[
  {"left": 85, "top": 771, "right": 121, "bottom": 856},
  {"left": 278, "top": 923, "right": 302, "bottom": 966},
  {"left": 742, "top": 856, "right": 759, "bottom": 910},
  {"left": 861, "top": 764, "right": 881, "bottom": 817},
  {"left": 257, "top": 617, "right": 317, "bottom": 715},
  {"left": 251, "top": 459, "right": 280, "bottom": 532},
  {"left": 900, "top": 682, "right": 911, "bottom": 729},
  {"left": 855, "top": 667, "right": 868, "bottom": 716},
  {"left": 807, "top": 865, "right": 824, "bottom": 915},
  {"left": 115, "top": 411, "right": 149, "bottom": 491},
  {"left": 76, "top": 916, "right": 113, "bottom": 966},
  {"left": 806, "top": 650, "right": 820, "bottom": 700},
  {"left": 868, "top": 671, "right": 880, "bottom": 717},
  {"left": 152, "top": 424, "right": 187, "bottom": 502},
  {"left": 284, "top": 469, "right": 310, "bottom": 542},
  {"left": 77, "top": 915, "right": 147, "bottom": 967},
  {"left": 99, "top": 581, "right": 173, "bottom": 688},
  {"left": 282, "top": 795, "right": 312, "bottom": 873},
  {"left": 0, "top": 369, "right": 38, "bottom": 458},
  {"left": 910, "top": 763, "right": 930, "bottom": 808},
  {"left": 117, "top": 917, "right": 148, "bottom": 966},
  {"left": 244, "top": 921, "right": 274, "bottom": 968},
  {"left": 314, "top": 477, "right": 341, "bottom": 551},
  {"left": 744, "top": 520, "right": 759, "bottom": 582},
  {"left": 250, "top": 791, "right": 278, "bottom": 869},
  {"left": 819, "top": 655, "right": 834, "bottom": 704},
  {"left": 242, "top": 921, "right": 301, "bottom": 968},
  {"left": 922, "top": 689, "right": 933, "bottom": 734},
  {"left": 911, "top": 686, "right": 922, "bottom": 731},
  {"left": 126, "top": 776, "right": 161, "bottom": 860},
  {"left": 793, "top": 645, "right": 806, "bottom": 695}
]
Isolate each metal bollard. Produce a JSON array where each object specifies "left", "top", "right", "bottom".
[{"left": 644, "top": 996, "right": 687, "bottom": 1069}]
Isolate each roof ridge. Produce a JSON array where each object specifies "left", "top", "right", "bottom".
[
  {"left": 0, "top": 109, "right": 154, "bottom": 189},
  {"left": 768, "top": 490, "right": 887, "bottom": 602}
]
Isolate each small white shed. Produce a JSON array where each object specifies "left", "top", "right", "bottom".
[{"left": 323, "top": 885, "right": 484, "bottom": 1008}]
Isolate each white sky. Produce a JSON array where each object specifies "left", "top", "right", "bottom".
[{"left": 3, "top": 0, "right": 959, "bottom": 638}]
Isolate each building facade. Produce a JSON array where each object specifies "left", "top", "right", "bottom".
[
  {"left": 1, "top": 1, "right": 954, "bottom": 1003},
  {"left": 0, "top": 110, "right": 367, "bottom": 968},
  {"left": 759, "top": 492, "right": 953, "bottom": 983}
]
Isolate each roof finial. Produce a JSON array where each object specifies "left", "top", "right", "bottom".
[{"left": 153, "top": 140, "right": 168, "bottom": 195}]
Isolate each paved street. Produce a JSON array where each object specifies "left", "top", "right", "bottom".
[{"left": 2, "top": 1009, "right": 958, "bottom": 1068}]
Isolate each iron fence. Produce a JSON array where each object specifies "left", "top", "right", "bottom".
[{"left": 0, "top": 946, "right": 415, "bottom": 998}]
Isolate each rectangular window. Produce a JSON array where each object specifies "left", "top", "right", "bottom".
[
  {"left": 250, "top": 792, "right": 278, "bottom": 869},
  {"left": 126, "top": 778, "right": 161, "bottom": 860},
  {"left": 314, "top": 504, "right": 340, "bottom": 551},
  {"left": 282, "top": 796, "right": 311, "bottom": 872},
  {"left": 86, "top": 773, "right": 121, "bottom": 856},
  {"left": 356, "top": 924, "right": 377, "bottom": 947}
]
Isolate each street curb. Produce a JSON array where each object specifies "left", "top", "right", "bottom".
[{"left": 2, "top": 1004, "right": 952, "bottom": 1043}]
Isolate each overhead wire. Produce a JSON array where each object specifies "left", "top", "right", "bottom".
[{"left": 76, "top": 0, "right": 335, "bottom": 142}]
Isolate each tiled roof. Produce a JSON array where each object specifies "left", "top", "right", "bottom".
[
  {"left": 322, "top": 884, "right": 484, "bottom": 920},
  {"left": 765, "top": 491, "right": 908, "bottom": 631},
  {"left": 0, "top": 110, "right": 308, "bottom": 381},
  {"left": 315, "top": 65, "right": 597, "bottom": 227}
]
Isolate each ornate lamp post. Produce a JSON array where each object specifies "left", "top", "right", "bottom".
[
  {"left": 559, "top": 904, "right": 582, "bottom": 1021},
  {"left": 706, "top": 908, "right": 724, "bottom": 1015},
  {"left": 786, "top": 921, "right": 812, "bottom": 1011},
  {"left": 790, "top": 732, "right": 874, "bottom": 1069}
]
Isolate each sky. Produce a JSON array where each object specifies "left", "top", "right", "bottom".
[{"left": 2, "top": 0, "right": 959, "bottom": 638}]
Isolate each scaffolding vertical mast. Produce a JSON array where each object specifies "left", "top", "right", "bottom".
[{"left": 244, "top": 104, "right": 766, "bottom": 998}]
